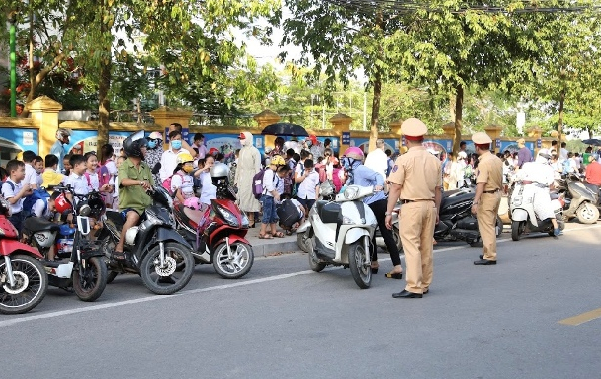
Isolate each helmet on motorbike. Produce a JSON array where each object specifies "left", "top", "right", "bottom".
[
  {"left": 210, "top": 162, "right": 230, "bottom": 179},
  {"left": 535, "top": 149, "right": 552, "bottom": 164},
  {"left": 343, "top": 147, "right": 364, "bottom": 161},
  {"left": 458, "top": 151, "right": 468, "bottom": 160},
  {"left": 0, "top": 195, "right": 11, "bottom": 217},
  {"left": 319, "top": 181, "right": 334, "bottom": 198},
  {"left": 76, "top": 194, "right": 105, "bottom": 218},
  {"left": 270, "top": 155, "right": 286, "bottom": 166},
  {"left": 54, "top": 193, "right": 72, "bottom": 214},
  {"left": 176, "top": 152, "right": 194, "bottom": 165},
  {"left": 183, "top": 196, "right": 201, "bottom": 210},
  {"left": 122, "top": 130, "right": 148, "bottom": 158}
]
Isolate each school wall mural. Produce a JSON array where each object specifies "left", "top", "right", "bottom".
[{"left": 0, "top": 128, "right": 39, "bottom": 158}]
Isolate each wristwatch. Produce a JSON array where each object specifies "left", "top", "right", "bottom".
[{"left": 140, "top": 181, "right": 144, "bottom": 186}]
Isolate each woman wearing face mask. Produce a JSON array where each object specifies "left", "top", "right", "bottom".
[
  {"left": 159, "top": 130, "right": 184, "bottom": 182},
  {"left": 145, "top": 131, "right": 163, "bottom": 186}
]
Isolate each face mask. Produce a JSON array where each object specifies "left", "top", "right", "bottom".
[
  {"left": 147, "top": 140, "right": 157, "bottom": 149},
  {"left": 183, "top": 165, "right": 194, "bottom": 174},
  {"left": 171, "top": 140, "right": 182, "bottom": 150}
]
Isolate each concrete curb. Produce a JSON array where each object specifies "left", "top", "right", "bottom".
[{"left": 245, "top": 234, "right": 300, "bottom": 257}]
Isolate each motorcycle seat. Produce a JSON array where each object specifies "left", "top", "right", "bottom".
[
  {"left": 179, "top": 204, "right": 206, "bottom": 226},
  {"left": 440, "top": 192, "right": 474, "bottom": 209},
  {"left": 316, "top": 200, "right": 341, "bottom": 224},
  {"left": 23, "top": 217, "right": 60, "bottom": 233},
  {"left": 583, "top": 182, "right": 600, "bottom": 197}
]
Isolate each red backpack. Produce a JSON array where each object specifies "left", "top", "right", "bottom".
[
  {"left": 162, "top": 172, "right": 185, "bottom": 196},
  {"left": 315, "top": 163, "right": 327, "bottom": 183}
]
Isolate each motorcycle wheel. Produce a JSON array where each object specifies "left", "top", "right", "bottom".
[
  {"left": 106, "top": 271, "right": 119, "bottom": 284},
  {"left": 495, "top": 216, "right": 503, "bottom": 238},
  {"left": 140, "top": 242, "right": 194, "bottom": 295},
  {"left": 308, "top": 246, "right": 326, "bottom": 272},
  {"left": 576, "top": 203, "right": 599, "bottom": 224},
  {"left": 73, "top": 256, "right": 108, "bottom": 302},
  {"left": 348, "top": 241, "right": 371, "bottom": 289},
  {"left": 0, "top": 255, "right": 48, "bottom": 315},
  {"left": 212, "top": 241, "right": 254, "bottom": 279},
  {"left": 511, "top": 221, "right": 524, "bottom": 241},
  {"left": 297, "top": 229, "right": 312, "bottom": 253}
]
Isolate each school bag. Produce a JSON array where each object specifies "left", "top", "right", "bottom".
[
  {"left": 162, "top": 172, "right": 185, "bottom": 196},
  {"left": 252, "top": 168, "right": 267, "bottom": 200},
  {"left": 22, "top": 188, "right": 51, "bottom": 218},
  {"left": 315, "top": 163, "right": 327, "bottom": 183}
]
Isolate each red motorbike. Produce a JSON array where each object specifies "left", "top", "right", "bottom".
[
  {"left": 173, "top": 169, "right": 254, "bottom": 279},
  {"left": 0, "top": 196, "right": 48, "bottom": 314}
]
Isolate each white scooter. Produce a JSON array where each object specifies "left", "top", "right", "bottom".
[
  {"left": 510, "top": 181, "right": 564, "bottom": 241},
  {"left": 296, "top": 185, "right": 378, "bottom": 289}
]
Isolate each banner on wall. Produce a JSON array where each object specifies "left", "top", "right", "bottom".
[
  {"left": 350, "top": 138, "right": 398, "bottom": 155},
  {"left": 64, "top": 130, "right": 135, "bottom": 158},
  {"left": 0, "top": 128, "right": 39, "bottom": 155},
  {"left": 500, "top": 141, "right": 534, "bottom": 155}
]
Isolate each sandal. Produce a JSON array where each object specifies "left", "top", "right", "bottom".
[
  {"left": 285, "top": 230, "right": 293, "bottom": 236},
  {"left": 112, "top": 250, "right": 126, "bottom": 261},
  {"left": 384, "top": 271, "right": 403, "bottom": 279},
  {"left": 258, "top": 233, "right": 274, "bottom": 239},
  {"left": 273, "top": 231, "right": 285, "bottom": 238}
]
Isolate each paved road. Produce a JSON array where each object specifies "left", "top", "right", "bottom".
[{"left": 1, "top": 223, "right": 600, "bottom": 379}]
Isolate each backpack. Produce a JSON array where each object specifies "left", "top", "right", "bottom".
[
  {"left": 386, "top": 158, "right": 394, "bottom": 177},
  {"left": 162, "top": 172, "right": 184, "bottom": 196},
  {"left": 252, "top": 168, "right": 267, "bottom": 200},
  {"left": 22, "top": 188, "right": 50, "bottom": 218},
  {"left": 315, "top": 163, "right": 327, "bottom": 183},
  {"left": 98, "top": 160, "right": 113, "bottom": 187},
  {"left": 292, "top": 161, "right": 304, "bottom": 197}
]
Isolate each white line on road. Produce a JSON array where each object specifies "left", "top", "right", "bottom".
[{"left": 1, "top": 223, "right": 600, "bottom": 328}]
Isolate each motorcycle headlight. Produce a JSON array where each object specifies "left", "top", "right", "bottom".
[
  {"left": 343, "top": 186, "right": 359, "bottom": 200},
  {"left": 218, "top": 207, "right": 240, "bottom": 228},
  {"left": 342, "top": 216, "right": 354, "bottom": 225},
  {"left": 241, "top": 213, "right": 249, "bottom": 228}
]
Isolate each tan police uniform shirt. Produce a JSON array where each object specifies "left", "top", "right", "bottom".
[
  {"left": 388, "top": 146, "right": 442, "bottom": 200},
  {"left": 475, "top": 151, "right": 503, "bottom": 191}
]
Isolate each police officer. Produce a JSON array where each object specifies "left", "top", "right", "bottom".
[
  {"left": 471, "top": 132, "right": 503, "bottom": 265},
  {"left": 386, "top": 118, "right": 442, "bottom": 298}
]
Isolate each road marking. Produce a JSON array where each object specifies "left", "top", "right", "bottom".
[
  {"left": 559, "top": 307, "right": 601, "bottom": 326},
  {"left": 1, "top": 223, "right": 600, "bottom": 328}
]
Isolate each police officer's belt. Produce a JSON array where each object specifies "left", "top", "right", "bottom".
[
  {"left": 401, "top": 199, "right": 434, "bottom": 204},
  {"left": 482, "top": 189, "right": 499, "bottom": 193}
]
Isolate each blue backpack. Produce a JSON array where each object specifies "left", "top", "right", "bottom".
[{"left": 22, "top": 188, "right": 51, "bottom": 218}]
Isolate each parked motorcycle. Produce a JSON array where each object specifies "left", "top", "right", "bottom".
[
  {"left": 297, "top": 185, "right": 378, "bottom": 289},
  {"left": 374, "top": 202, "right": 401, "bottom": 252},
  {"left": 434, "top": 189, "right": 502, "bottom": 245},
  {"left": 509, "top": 181, "right": 565, "bottom": 241},
  {"left": 23, "top": 186, "right": 108, "bottom": 302},
  {"left": 555, "top": 174, "right": 600, "bottom": 224},
  {"left": 98, "top": 186, "right": 195, "bottom": 295},
  {"left": 0, "top": 196, "right": 48, "bottom": 314}
]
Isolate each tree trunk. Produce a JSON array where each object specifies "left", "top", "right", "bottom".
[
  {"left": 369, "top": 67, "right": 382, "bottom": 153},
  {"left": 587, "top": 126, "right": 593, "bottom": 139},
  {"left": 557, "top": 88, "right": 565, "bottom": 147},
  {"left": 97, "top": 1, "right": 111, "bottom": 150},
  {"left": 368, "top": 13, "right": 384, "bottom": 153},
  {"left": 452, "top": 85, "right": 464, "bottom": 156}
]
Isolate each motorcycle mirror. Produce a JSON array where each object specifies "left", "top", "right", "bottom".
[{"left": 77, "top": 216, "right": 91, "bottom": 236}]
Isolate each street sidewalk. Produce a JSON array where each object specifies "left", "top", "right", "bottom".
[{"left": 245, "top": 229, "right": 299, "bottom": 257}]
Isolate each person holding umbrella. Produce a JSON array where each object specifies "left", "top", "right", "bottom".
[{"left": 234, "top": 132, "right": 262, "bottom": 228}]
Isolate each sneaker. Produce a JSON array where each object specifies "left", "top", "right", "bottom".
[{"left": 554, "top": 228, "right": 561, "bottom": 237}]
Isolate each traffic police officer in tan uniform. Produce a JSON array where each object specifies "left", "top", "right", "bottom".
[
  {"left": 471, "top": 132, "right": 503, "bottom": 265},
  {"left": 386, "top": 118, "right": 442, "bottom": 298}
]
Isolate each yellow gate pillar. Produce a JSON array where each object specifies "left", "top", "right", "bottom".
[
  {"left": 29, "top": 96, "right": 62, "bottom": 158},
  {"left": 254, "top": 109, "right": 281, "bottom": 149},
  {"left": 329, "top": 113, "right": 353, "bottom": 154}
]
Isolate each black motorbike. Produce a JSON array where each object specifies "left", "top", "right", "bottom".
[
  {"left": 555, "top": 174, "right": 600, "bottom": 224},
  {"left": 434, "top": 189, "right": 503, "bottom": 246},
  {"left": 98, "top": 186, "right": 195, "bottom": 295}
]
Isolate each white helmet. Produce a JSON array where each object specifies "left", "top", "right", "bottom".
[
  {"left": 458, "top": 151, "right": 468, "bottom": 159},
  {"left": 56, "top": 127, "right": 72, "bottom": 140},
  {"left": 535, "top": 148, "right": 551, "bottom": 164},
  {"left": 210, "top": 162, "right": 229, "bottom": 178}
]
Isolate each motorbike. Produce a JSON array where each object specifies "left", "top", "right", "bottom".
[
  {"left": 0, "top": 196, "right": 48, "bottom": 314},
  {"left": 98, "top": 186, "right": 195, "bottom": 295},
  {"left": 433, "top": 189, "right": 502, "bottom": 246},
  {"left": 23, "top": 186, "right": 108, "bottom": 302},
  {"left": 297, "top": 185, "right": 378, "bottom": 289},
  {"left": 172, "top": 178, "right": 254, "bottom": 279},
  {"left": 555, "top": 174, "right": 600, "bottom": 224},
  {"left": 509, "top": 181, "right": 565, "bottom": 241}
]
